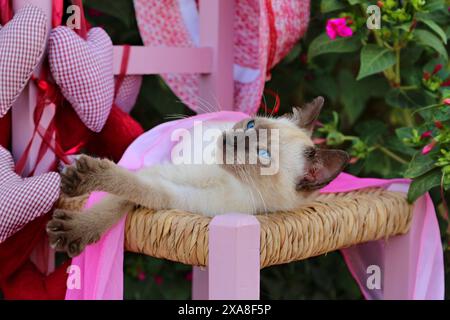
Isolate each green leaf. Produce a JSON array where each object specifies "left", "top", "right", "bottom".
[
  {"left": 414, "top": 29, "right": 448, "bottom": 61},
  {"left": 386, "top": 88, "right": 431, "bottom": 108},
  {"left": 386, "top": 136, "right": 416, "bottom": 157},
  {"left": 320, "top": 0, "right": 346, "bottom": 13},
  {"left": 347, "top": 0, "right": 364, "bottom": 4},
  {"left": 338, "top": 70, "right": 389, "bottom": 125},
  {"left": 308, "top": 33, "right": 361, "bottom": 62},
  {"left": 423, "top": 0, "right": 446, "bottom": 12},
  {"left": 404, "top": 152, "right": 436, "bottom": 178},
  {"left": 395, "top": 127, "right": 415, "bottom": 141},
  {"left": 400, "top": 45, "right": 424, "bottom": 67},
  {"left": 355, "top": 120, "right": 387, "bottom": 145},
  {"left": 356, "top": 45, "right": 396, "bottom": 80},
  {"left": 84, "top": 1, "right": 135, "bottom": 28},
  {"left": 416, "top": 15, "right": 447, "bottom": 44},
  {"left": 407, "top": 169, "right": 442, "bottom": 203}
]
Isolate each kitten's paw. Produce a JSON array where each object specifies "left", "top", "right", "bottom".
[
  {"left": 60, "top": 155, "right": 112, "bottom": 196},
  {"left": 46, "top": 209, "right": 101, "bottom": 258}
]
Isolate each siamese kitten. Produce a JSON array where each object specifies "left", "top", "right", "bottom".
[{"left": 47, "top": 96, "right": 349, "bottom": 257}]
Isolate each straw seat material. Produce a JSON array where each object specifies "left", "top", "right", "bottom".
[{"left": 57, "top": 187, "right": 413, "bottom": 269}]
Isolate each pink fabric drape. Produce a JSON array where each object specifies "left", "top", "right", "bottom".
[{"left": 66, "top": 111, "right": 444, "bottom": 300}]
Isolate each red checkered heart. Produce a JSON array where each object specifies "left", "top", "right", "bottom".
[
  {"left": 0, "top": 147, "right": 61, "bottom": 243},
  {"left": 0, "top": 5, "right": 47, "bottom": 118},
  {"left": 48, "top": 26, "right": 114, "bottom": 132}
]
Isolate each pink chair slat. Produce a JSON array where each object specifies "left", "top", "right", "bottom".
[
  {"left": 113, "top": 46, "right": 213, "bottom": 75},
  {"left": 198, "top": 0, "right": 234, "bottom": 111}
]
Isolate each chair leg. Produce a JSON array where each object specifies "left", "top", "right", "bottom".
[
  {"left": 207, "top": 213, "right": 260, "bottom": 300},
  {"left": 192, "top": 266, "right": 209, "bottom": 300}
]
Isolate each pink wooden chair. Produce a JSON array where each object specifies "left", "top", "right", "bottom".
[
  {"left": 11, "top": 0, "right": 439, "bottom": 300},
  {"left": 12, "top": 0, "right": 258, "bottom": 299}
]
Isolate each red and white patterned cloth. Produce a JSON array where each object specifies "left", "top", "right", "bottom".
[
  {"left": 0, "top": 147, "right": 61, "bottom": 243},
  {"left": 133, "top": 0, "right": 310, "bottom": 115},
  {"left": 48, "top": 26, "right": 114, "bottom": 132},
  {"left": 114, "top": 75, "right": 142, "bottom": 114},
  {"left": 0, "top": 4, "right": 47, "bottom": 118}
]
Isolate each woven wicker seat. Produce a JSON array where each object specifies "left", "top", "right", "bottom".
[{"left": 58, "top": 187, "right": 413, "bottom": 269}]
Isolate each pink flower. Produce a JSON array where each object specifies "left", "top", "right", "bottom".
[
  {"left": 326, "top": 18, "right": 353, "bottom": 40},
  {"left": 154, "top": 275, "right": 164, "bottom": 286},
  {"left": 87, "top": 8, "right": 103, "bottom": 17},
  {"left": 443, "top": 98, "right": 450, "bottom": 105},
  {"left": 185, "top": 272, "right": 193, "bottom": 282},
  {"left": 137, "top": 271, "right": 146, "bottom": 282},
  {"left": 422, "top": 140, "right": 437, "bottom": 155},
  {"left": 435, "top": 121, "right": 444, "bottom": 130},
  {"left": 420, "top": 130, "right": 432, "bottom": 140}
]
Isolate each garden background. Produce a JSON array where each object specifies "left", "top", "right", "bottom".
[{"left": 78, "top": 0, "right": 449, "bottom": 299}]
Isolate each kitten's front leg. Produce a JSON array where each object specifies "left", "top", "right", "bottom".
[
  {"left": 61, "top": 155, "right": 170, "bottom": 209},
  {"left": 61, "top": 155, "right": 114, "bottom": 197},
  {"left": 47, "top": 195, "right": 134, "bottom": 257}
]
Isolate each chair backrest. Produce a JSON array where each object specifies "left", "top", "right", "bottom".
[{"left": 11, "top": 0, "right": 234, "bottom": 175}]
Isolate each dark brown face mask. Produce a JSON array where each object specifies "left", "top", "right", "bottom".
[{"left": 296, "top": 147, "right": 350, "bottom": 191}]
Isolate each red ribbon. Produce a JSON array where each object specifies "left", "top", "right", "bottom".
[
  {"left": 71, "top": 0, "right": 88, "bottom": 39},
  {"left": 52, "top": 0, "right": 64, "bottom": 28},
  {"left": 114, "top": 45, "right": 131, "bottom": 98},
  {"left": 14, "top": 65, "right": 82, "bottom": 176},
  {"left": 265, "top": 0, "right": 278, "bottom": 78},
  {"left": 0, "top": 0, "right": 13, "bottom": 25},
  {"left": 260, "top": 88, "right": 280, "bottom": 115}
]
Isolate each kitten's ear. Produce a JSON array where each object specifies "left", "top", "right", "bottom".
[
  {"left": 292, "top": 96, "right": 324, "bottom": 132},
  {"left": 296, "top": 148, "right": 349, "bottom": 191}
]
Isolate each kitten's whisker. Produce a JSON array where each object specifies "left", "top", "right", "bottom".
[
  {"left": 237, "top": 166, "right": 257, "bottom": 214},
  {"left": 211, "top": 92, "right": 225, "bottom": 112},
  {"left": 262, "top": 92, "right": 269, "bottom": 117},
  {"left": 195, "top": 94, "right": 217, "bottom": 113},
  {"left": 241, "top": 166, "right": 267, "bottom": 215},
  {"left": 164, "top": 113, "right": 190, "bottom": 120}
]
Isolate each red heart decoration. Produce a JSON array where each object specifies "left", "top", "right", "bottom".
[
  {"left": 48, "top": 26, "right": 114, "bottom": 132},
  {"left": 0, "top": 147, "right": 61, "bottom": 243},
  {"left": 0, "top": 5, "right": 47, "bottom": 118}
]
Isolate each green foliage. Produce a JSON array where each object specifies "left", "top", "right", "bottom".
[
  {"left": 308, "top": 33, "right": 361, "bottom": 62},
  {"left": 84, "top": 0, "right": 450, "bottom": 299},
  {"left": 357, "top": 45, "right": 396, "bottom": 80}
]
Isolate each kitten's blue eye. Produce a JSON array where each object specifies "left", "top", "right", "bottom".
[
  {"left": 246, "top": 120, "right": 255, "bottom": 130},
  {"left": 258, "top": 149, "right": 271, "bottom": 159}
]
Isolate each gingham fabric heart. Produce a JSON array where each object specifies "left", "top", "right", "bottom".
[
  {"left": 114, "top": 75, "right": 142, "bottom": 113},
  {"left": 48, "top": 26, "right": 114, "bottom": 132},
  {"left": 0, "top": 147, "right": 61, "bottom": 243},
  {"left": 0, "top": 4, "right": 47, "bottom": 118}
]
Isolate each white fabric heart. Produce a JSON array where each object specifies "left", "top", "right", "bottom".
[
  {"left": 0, "top": 147, "right": 61, "bottom": 243},
  {"left": 48, "top": 26, "right": 114, "bottom": 132},
  {"left": 0, "top": 4, "right": 47, "bottom": 118}
]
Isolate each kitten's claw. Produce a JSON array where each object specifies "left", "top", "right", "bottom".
[
  {"left": 46, "top": 209, "right": 101, "bottom": 257},
  {"left": 60, "top": 154, "right": 112, "bottom": 197}
]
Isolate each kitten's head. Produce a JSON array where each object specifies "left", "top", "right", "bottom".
[{"left": 217, "top": 96, "right": 349, "bottom": 194}]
